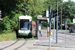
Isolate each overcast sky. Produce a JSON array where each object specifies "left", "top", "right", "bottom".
[{"left": 63, "top": 0, "right": 75, "bottom": 2}]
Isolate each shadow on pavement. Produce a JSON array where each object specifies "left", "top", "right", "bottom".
[
  {"left": 0, "top": 39, "right": 19, "bottom": 50},
  {"left": 58, "top": 31, "right": 75, "bottom": 36}
]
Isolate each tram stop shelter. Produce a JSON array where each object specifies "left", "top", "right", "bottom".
[{"left": 36, "top": 16, "right": 48, "bottom": 39}]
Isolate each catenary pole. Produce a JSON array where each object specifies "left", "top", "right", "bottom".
[
  {"left": 56, "top": 0, "right": 58, "bottom": 43},
  {"left": 49, "top": 5, "right": 52, "bottom": 50}
]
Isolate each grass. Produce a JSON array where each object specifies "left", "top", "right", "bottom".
[
  {"left": 0, "top": 33, "right": 34, "bottom": 42},
  {"left": 0, "top": 33, "right": 17, "bottom": 42}
]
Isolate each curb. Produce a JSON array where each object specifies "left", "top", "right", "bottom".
[
  {"left": 33, "top": 41, "right": 75, "bottom": 48},
  {"left": 33, "top": 43, "right": 75, "bottom": 48}
]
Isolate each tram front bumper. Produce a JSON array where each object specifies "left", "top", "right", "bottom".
[{"left": 18, "top": 33, "right": 29, "bottom": 36}]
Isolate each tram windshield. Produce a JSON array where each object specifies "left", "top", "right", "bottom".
[{"left": 20, "top": 19, "right": 29, "bottom": 30}]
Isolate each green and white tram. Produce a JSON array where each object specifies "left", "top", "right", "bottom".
[{"left": 17, "top": 16, "right": 32, "bottom": 38}]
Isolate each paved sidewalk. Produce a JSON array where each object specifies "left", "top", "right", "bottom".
[
  {"left": 33, "top": 39, "right": 75, "bottom": 50},
  {"left": 34, "top": 39, "right": 75, "bottom": 48},
  {"left": 34, "top": 31, "right": 75, "bottom": 48},
  {"left": 33, "top": 30, "right": 75, "bottom": 50}
]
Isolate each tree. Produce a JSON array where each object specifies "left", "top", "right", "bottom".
[
  {"left": 62, "top": 0, "right": 75, "bottom": 23},
  {"left": 0, "top": 0, "right": 45, "bottom": 33},
  {"left": 0, "top": 0, "right": 63, "bottom": 33}
]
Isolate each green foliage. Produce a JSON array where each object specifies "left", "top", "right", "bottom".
[
  {"left": 0, "top": 33, "right": 34, "bottom": 42},
  {"left": 68, "top": 19, "right": 71, "bottom": 23},
  {"left": 0, "top": 0, "right": 74, "bottom": 34},
  {"left": 0, "top": 0, "right": 45, "bottom": 33},
  {"left": 0, "top": 33, "right": 17, "bottom": 42},
  {"left": 51, "top": 23, "right": 54, "bottom": 29},
  {"left": 61, "top": 1, "right": 75, "bottom": 23}
]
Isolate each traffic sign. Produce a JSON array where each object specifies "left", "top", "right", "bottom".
[
  {"left": 47, "top": 18, "right": 49, "bottom": 24},
  {"left": 73, "top": 19, "right": 75, "bottom": 23},
  {"left": 0, "top": 10, "right": 1, "bottom": 17},
  {"left": 46, "top": 9, "right": 49, "bottom": 17}
]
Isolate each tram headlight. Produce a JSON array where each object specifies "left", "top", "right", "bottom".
[
  {"left": 18, "top": 30, "right": 24, "bottom": 33},
  {"left": 18, "top": 30, "right": 30, "bottom": 33}
]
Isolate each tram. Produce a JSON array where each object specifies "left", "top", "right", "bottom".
[{"left": 17, "top": 15, "right": 32, "bottom": 38}]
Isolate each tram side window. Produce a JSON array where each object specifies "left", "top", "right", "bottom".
[{"left": 20, "top": 19, "right": 29, "bottom": 30}]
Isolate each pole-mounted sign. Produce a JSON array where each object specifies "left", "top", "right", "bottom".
[
  {"left": 0, "top": 10, "right": 1, "bottom": 18},
  {"left": 0, "top": 10, "right": 3, "bottom": 20},
  {"left": 73, "top": 19, "right": 75, "bottom": 24}
]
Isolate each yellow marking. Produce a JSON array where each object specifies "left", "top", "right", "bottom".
[
  {"left": 53, "top": 29, "right": 56, "bottom": 31},
  {"left": 48, "top": 32, "right": 52, "bottom": 36}
]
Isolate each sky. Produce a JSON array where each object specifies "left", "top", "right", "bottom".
[{"left": 63, "top": 0, "right": 75, "bottom": 2}]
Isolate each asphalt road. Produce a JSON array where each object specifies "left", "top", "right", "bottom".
[{"left": 0, "top": 40, "right": 49, "bottom": 50}]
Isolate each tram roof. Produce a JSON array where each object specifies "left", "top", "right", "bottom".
[{"left": 19, "top": 16, "right": 32, "bottom": 19}]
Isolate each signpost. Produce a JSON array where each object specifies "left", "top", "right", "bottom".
[
  {"left": 65, "top": 19, "right": 68, "bottom": 42},
  {"left": 73, "top": 19, "right": 75, "bottom": 23},
  {"left": 49, "top": 5, "right": 52, "bottom": 50},
  {"left": 0, "top": 10, "right": 3, "bottom": 20},
  {"left": 0, "top": 10, "right": 1, "bottom": 18},
  {"left": 53, "top": 17, "right": 55, "bottom": 41}
]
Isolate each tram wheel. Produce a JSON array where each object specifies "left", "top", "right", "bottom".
[
  {"left": 16, "top": 35, "right": 19, "bottom": 39},
  {"left": 28, "top": 33, "right": 32, "bottom": 38}
]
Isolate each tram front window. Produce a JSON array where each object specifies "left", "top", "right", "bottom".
[{"left": 20, "top": 19, "right": 29, "bottom": 30}]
